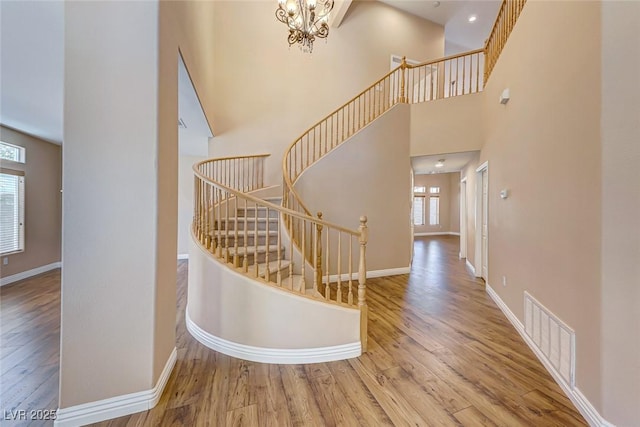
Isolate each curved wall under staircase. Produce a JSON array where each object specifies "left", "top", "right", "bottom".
[{"left": 187, "top": 231, "right": 361, "bottom": 364}]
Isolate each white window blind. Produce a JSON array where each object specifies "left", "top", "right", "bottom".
[
  {"left": 0, "top": 171, "right": 25, "bottom": 254},
  {"left": 429, "top": 196, "right": 440, "bottom": 225},
  {"left": 413, "top": 196, "right": 425, "bottom": 226}
]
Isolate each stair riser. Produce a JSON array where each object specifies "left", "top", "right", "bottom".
[
  {"left": 215, "top": 220, "right": 279, "bottom": 232},
  {"left": 262, "top": 265, "right": 291, "bottom": 283},
  {"left": 216, "top": 235, "right": 278, "bottom": 247},
  {"left": 235, "top": 209, "right": 279, "bottom": 219},
  {"left": 227, "top": 249, "right": 281, "bottom": 266}
]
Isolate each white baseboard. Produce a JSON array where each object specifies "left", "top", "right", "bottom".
[
  {"left": 465, "top": 259, "right": 475, "bottom": 275},
  {"left": 0, "top": 262, "right": 61, "bottom": 287},
  {"left": 485, "top": 284, "right": 611, "bottom": 427},
  {"left": 177, "top": 254, "right": 189, "bottom": 260},
  {"left": 54, "top": 347, "right": 177, "bottom": 427},
  {"left": 186, "top": 311, "right": 361, "bottom": 364},
  {"left": 323, "top": 266, "right": 411, "bottom": 283},
  {"left": 414, "top": 232, "right": 460, "bottom": 237}
]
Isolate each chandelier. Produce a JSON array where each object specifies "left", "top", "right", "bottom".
[{"left": 275, "top": 0, "right": 335, "bottom": 53}]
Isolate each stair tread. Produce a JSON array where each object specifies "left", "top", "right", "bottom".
[
  {"left": 216, "top": 217, "right": 278, "bottom": 223},
  {"left": 227, "top": 244, "right": 283, "bottom": 256},
  {"left": 215, "top": 229, "right": 278, "bottom": 237}
]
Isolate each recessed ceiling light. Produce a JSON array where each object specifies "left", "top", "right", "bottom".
[
  {"left": 468, "top": 15, "right": 477, "bottom": 23},
  {"left": 433, "top": 1, "right": 441, "bottom": 7}
]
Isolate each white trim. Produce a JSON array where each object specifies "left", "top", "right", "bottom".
[
  {"left": 414, "top": 232, "right": 460, "bottom": 237},
  {"left": 54, "top": 347, "right": 177, "bottom": 427},
  {"left": 573, "top": 388, "right": 616, "bottom": 427},
  {"left": 475, "top": 160, "right": 489, "bottom": 173},
  {"left": 323, "top": 266, "right": 411, "bottom": 283},
  {"left": 0, "top": 262, "right": 61, "bottom": 286},
  {"left": 475, "top": 162, "right": 488, "bottom": 278},
  {"left": 465, "top": 259, "right": 476, "bottom": 275},
  {"left": 177, "top": 254, "right": 189, "bottom": 260},
  {"left": 186, "top": 311, "right": 361, "bottom": 364},
  {"left": 460, "top": 179, "right": 467, "bottom": 259},
  {"left": 485, "top": 284, "right": 611, "bottom": 427}
]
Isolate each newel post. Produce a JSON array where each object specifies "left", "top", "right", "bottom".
[
  {"left": 358, "top": 215, "right": 368, "bottom": 352},
  {"left": 399, "top": 56, "right": 407, "bottom": 103}
]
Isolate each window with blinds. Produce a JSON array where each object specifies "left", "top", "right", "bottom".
[
  {"left": 0, "top": 141, "right": 26, "bottom": 163},
  {"left": 0, "top": 171, "right": 25, "bottom": 254},
  {"left": 413, "top": 196, "right": 425, "bottom": 226},
  {"left": 429, "top": 196, "right": 440, "bottom": 225}
]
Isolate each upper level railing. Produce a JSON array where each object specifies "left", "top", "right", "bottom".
[
  {"left": 281, "top": 0, "right": 526, "bottom": 257},
  {"left": 282, "top": 49, "right": 484, "bottom": 260},
  {"left": 193, "top": 154, "right": 369, "bottom": 349},
  {"left": 485, "top": 0, "right": 527, "bottom": 82}
]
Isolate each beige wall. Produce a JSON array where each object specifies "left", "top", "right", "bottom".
[
  {"left": 480, "top": 0, "right": 602, "bottom": 410},
  {"left": 61, "top": 1, "right": 161, "bottom": 407},
  {"left": 177, "top": 155, "right": 204, "bottom": 256},
  {"left": 295, "top": 105, "right": 412, "bottom": 272},
  {"left": 60, "top": 0, "right": 222, "bottom": 412},
  {"left": 600, "top": 2, "right": 640, "bottom": 425},
  {"left": 413, "top": 172, "right": 459, "bottom": 235},
  {"left": 410, "top": 93, "right": 484, "bottom": 157},
  {"left": 0, "top": 126, "right": 61, "bottom": 277},
  {"left": 206, "top": 0, "right": 444, "bottom": 185}
]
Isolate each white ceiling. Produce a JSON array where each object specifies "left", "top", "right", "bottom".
[
  {"left": 378, "top": 0, "right": 501, "bottom": 52},
  {"left": 0, "top": 0, "right": 64, "bottom": 144},
  {"left": 412, "top": 151, "right": 479, "bottom": 175}
]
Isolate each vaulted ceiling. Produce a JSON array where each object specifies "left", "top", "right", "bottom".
[{"left": 0, "top": 0, "right": 500, "bottom": 146}]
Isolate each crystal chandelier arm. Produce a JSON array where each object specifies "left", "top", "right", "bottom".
[{"left": 275, "top": 0, "right": 334, "bottom": 52}]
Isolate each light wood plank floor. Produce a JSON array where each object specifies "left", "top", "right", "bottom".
[{"left": 1, "top": 236, "right": 587, "bottom": 426}]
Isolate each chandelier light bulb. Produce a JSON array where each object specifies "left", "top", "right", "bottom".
[{"left": 276, "top": 0, "right": 334, "bottom": 53}]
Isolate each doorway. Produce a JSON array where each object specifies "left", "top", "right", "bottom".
[
  {"left": 474, "top": 162, "right": 488, "bottom": 281},
  {"left": 460, "top": 178, "right": 467, "bottom": 259}
]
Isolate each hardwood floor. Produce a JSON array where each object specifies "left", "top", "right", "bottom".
[
  {"left": 1, "top": 269, "right": 60, "bottom": 427},
  {"left": 1, "top": 236, "right": 587, "bottom": 426}
]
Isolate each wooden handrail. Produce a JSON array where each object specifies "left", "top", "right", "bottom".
[
  {"left": 484, "top": 0, "right": 527, "bottom": 82},
  {"left": 405, "top": 48, "right": 485, "bottom": 69},
  {"left": 194, "top": 160, "right": 360, "bottom": 236}
]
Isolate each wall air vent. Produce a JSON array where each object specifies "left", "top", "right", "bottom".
[{"left": 524, "top": 292, "right": 575, "bottom": 388}]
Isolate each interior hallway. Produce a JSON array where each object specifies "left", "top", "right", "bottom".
[{"left": 1, "top": 236, "right": 586, "bottom": 426}]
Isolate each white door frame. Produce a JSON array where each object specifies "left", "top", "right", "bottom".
[
  {"left": 474, "top": 161, "right": 489, "bottom": 279},
  {"left": 460, "top": 177, "right": 467, "bottom": 259}
]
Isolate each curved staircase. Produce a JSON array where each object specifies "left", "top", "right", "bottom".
[{"left": 187, "top": 0, "right": 526, "bottom": 364}]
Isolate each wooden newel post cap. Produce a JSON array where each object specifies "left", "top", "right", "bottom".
[
  {"left": 317, "top": 212, "right": 323, "bottom": 219},
  {"left": 359, "top": 216, "right": 368, "bottom": 244}
]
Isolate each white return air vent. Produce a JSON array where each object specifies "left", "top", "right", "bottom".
[{"left": 524, "top": 292, "right": 575, "bottom": 389}]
